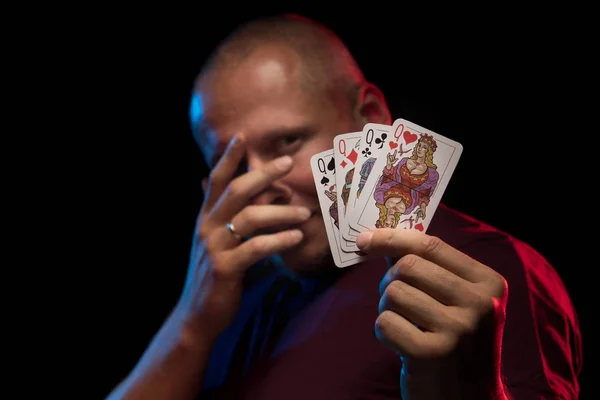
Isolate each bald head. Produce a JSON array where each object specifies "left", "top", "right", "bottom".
[{"left": 194, "top": 14, "right": 366, "bottom": 108}]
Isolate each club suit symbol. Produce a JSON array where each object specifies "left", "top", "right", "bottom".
[{"left": 375, "top": 133, "right": 387, "bottom": 149}]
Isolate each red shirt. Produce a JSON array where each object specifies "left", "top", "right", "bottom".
[{"left": 200, "top": 204, "right": 582, "bottom": 399}]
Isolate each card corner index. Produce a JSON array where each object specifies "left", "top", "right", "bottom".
[{"left": 311, "top": 149, "right": 330, "bottom": 164}]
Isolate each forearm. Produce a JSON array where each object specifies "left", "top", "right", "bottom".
[{"left": 107, "top": 306, "right": 216, "bottom": 400}]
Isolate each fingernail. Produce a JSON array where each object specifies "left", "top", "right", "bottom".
[
  {"left": 275, "top": 155, "right": 293, "bottom": 170},
  {"left": 298, "top": 207, "right": 311, "bottom": 219},
  {"left": 233, "top": 133, "right": 245, "bottom": 145},
  {"left": 356, "top": 231, "right": 373, "bottom": 249},
  {"left": 227, "top": 134, "right": 239, "bottom": 150}
]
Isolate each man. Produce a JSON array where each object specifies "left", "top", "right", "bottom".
[{"left": 108, "top": 14, "right": 582, "bottom": 399}]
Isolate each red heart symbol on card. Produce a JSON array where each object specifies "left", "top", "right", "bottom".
[
  {"left": 414, "top": 223, "right": 424, "bottom": 231},
  {"left": 389, "top": 141, "right": 398, "bottom": 149},
  {"left": 404, "top": 131, "right": 417, "bottom": 144},
  {"left": 329, "top": 185, "right": 335, "bottom": 191}
]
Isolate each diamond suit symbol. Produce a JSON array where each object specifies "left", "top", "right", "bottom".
[{"left": 347, "top": 149, "right": 358, "bottom": 164}]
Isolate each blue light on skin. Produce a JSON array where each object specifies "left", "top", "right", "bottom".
[
  {"left": 189, "top": 92, "right": 203, "bottom": 129},
  {"left": 189, "top": 92, "right": 219, "bottom": 169}
]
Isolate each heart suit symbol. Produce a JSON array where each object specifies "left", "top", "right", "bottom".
[{"left": 404, "top": 131, "right": 418, "bottom": 144}]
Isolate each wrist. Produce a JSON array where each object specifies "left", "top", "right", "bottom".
[
  {"left": 400, "top": 357, "right": 508, "bottom": 400},
  {"left": 171, "top": 304, "right": 221, "bottom": 353}
]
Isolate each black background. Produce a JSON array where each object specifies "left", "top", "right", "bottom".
[{"left": 87, "top": 4, "right": 594, "bottom": 399}]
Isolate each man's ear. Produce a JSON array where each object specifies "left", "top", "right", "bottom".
[{"left": 353, "top": 82, "right": 392, "bottom": 126}]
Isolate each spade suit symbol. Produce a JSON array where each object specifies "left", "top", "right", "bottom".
[{"left": 327, "top": 157, "right": 335, "bottom": 173}]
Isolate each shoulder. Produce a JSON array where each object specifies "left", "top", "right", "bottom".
[
  {"left": 428, "top": 203, "right": 564, "bottom": 289},
  {"left": 429, "top": 204, "right": 560, "bottom": 281}
]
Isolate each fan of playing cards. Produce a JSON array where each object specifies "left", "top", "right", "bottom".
[{"left": 311, "top": 118, "right": 463, "bottom": 268}]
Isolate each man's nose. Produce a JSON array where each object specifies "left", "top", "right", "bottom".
[{"left": 247, "top": 154, "right": 293, "bottom": 206}]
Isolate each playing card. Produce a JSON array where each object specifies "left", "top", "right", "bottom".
[
  {"left": 343, "top": 123, "right": 392, "bottom": 240},
  {"left": 348, "top": 118, "right": 463, "bottom": 234},
  {"left": 310, "top": 148, "right": 370, "bottom": 268},
  {"left": 333, "top": 131, "right": 362, "bottom": 251}
]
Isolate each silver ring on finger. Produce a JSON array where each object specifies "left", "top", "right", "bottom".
[{"left": 226, "top": 222, "right": 244, "bottom": 241}]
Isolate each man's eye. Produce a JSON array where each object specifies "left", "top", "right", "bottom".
[
  {"left": 282, "top": 135, "right": 300, "bottom": 145},
  {"left": 271, "top": 132, "right": 307, "bottom": 155},
  {"left": 280, "top": 135, "right": 305, "bottom": 151}
]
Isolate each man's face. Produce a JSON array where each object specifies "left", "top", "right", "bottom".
[{"left": 192, "top": 45, "right": 361, "bottom": 273}]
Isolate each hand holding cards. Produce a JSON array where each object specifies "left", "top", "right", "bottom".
[{"left": 311, "top": 118, "right": 463, "bottom": 268}]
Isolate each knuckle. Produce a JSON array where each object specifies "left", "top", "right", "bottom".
[
  {"left": 249, "top": 237, "right": 270, "bottom": 255},
  {"left": 211, "top": 255, "right": 230, "bottom": 280},
  {"left": 448, "top": 312, "right": 478, "bottom": 336},
  {"left": 197, "top": 222, "right": 212, "bottom": 241},
  {"left": 488, "top": 272, "right": 508, "bottom": 299},
  {"left": 396, "top": 254, "right": 420, "bottom": 277},
  {"left": 379, "top": 281, "right": 401, "bottom": 313},
  {"left": 227, "top": 179, "right": 244, "bottom": 198},
  {"left": 385, "top": 280, "right": 405, "bottom": 300},
  {"left": 373, "top": 313, "right": 392, "bottom": 349},
  {"left": 377, "top": 293, "right": 387, "bottom": 315},
  {"left": 205, "top": 232, "right": 221, "bottom": 255},
  {"left": 235, "top": 206, "right": 251, "bottom": 224},
  {"left": 375, "top": 310, "right": 395, "bottom": 335},
  {"left": 422, "top": 235, "right": 444, "bottom": 257},
  {"left": 473, "top": 291, "right": 496, "bottom": 315},
  {"left": 238, "top": 205, "right": 260, "bottom": 224},
  {"left": 383, "top": 229, "right": 396, "bottom": 248},
  {"left": 208, "top": 169, "right": 223, "bottom": 186}
]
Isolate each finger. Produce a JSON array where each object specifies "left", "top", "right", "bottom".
[
  {"left": 379, "top": 279, "right": 446, "bottom": 331},
  {"left": 203, "top": 134, "right": 246, "bottom": 211},
  {"left": 210, "top": 155, "right": 294, "bottom": 222},
  {"left": 208, "top": 205, "right": 312, "bottom": 250},
  {"left": 394, "top": 149, "right": 398, "bottom": 158},
  {"left": 379, "top": 255, "right": 476, "bottom": 307},
  {"left": 375, "top": 311, "right": 451, "bottom": 359},
  {"left": 357, "top": 228, "right": 490, "bottom": 283},
  {"left": 233, "top": 205, "right": 311, "bottom": 236},
  {"left": 222, "top": 229, "right": 304, "bottom": 274}
]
